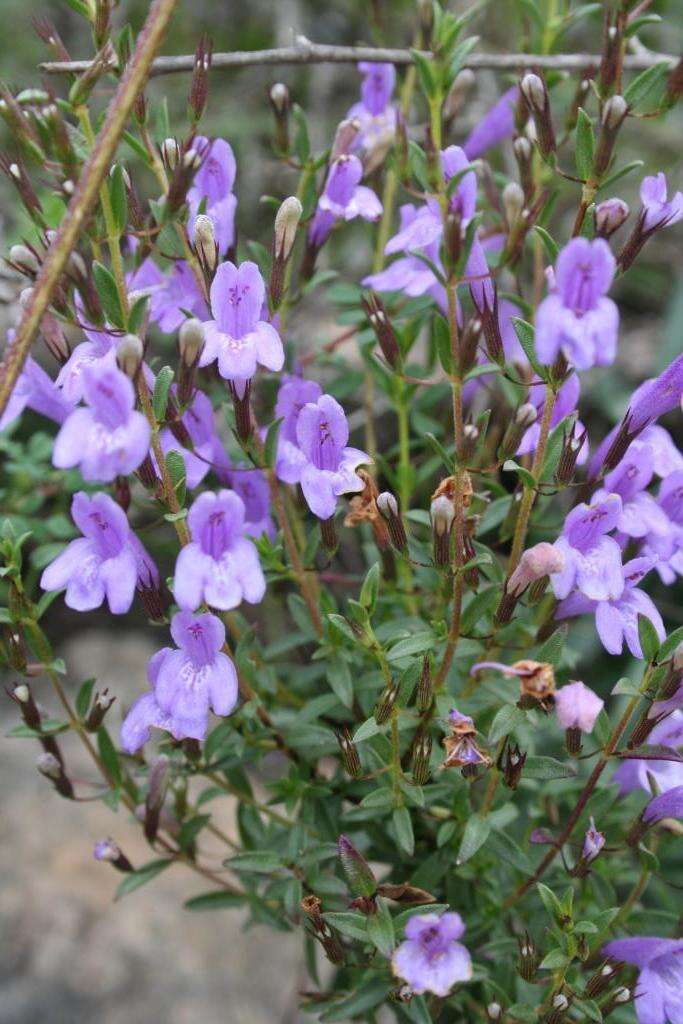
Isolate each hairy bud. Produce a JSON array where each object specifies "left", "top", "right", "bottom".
[
  {"left": 116, "top": 334, "right": 144, "bottom": 379},
  {"left": 377, "top": 492, "right": 408, "bottom": 553},
  {"left": 430, "top": 495, "right": 455, "bottom": 567},
  {"left": 595, "top": 197, "right": 629, "bottom": 238}
]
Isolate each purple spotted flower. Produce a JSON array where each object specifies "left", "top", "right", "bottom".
[
  {"left": 462, "top": 86, "right": 518, "bottom": 160},
  {"left": 198, "top": 260, "right": 284, "bottom": 383},
  {"left": 308, "top": 154, "right": 382, "bottom": 248},
  {"left": 603, "top": 937, "right": 683, "bottom": 1024},
  {"left": 52, "top": 364, "right": 150, "bottom": 482},
  {"left": 640, "top": 173, "right": 683, "bottom": 233},
  {"left": 0, "top": 352, "right": 73, "bottom": 432},
  {"left": 120, "top": 610, "right": 238, "bottom": 751},
  {"left": 173, "top": 489, "right": 266, "bottom": 611},
  {"left": 555, "top": 681, "right": 604, "bottom": 733},
  {"left": 346, "top": 62, "right": 397, "bottom": 154},
  {"left": 550, "top": 493, "right": 624, "bottom": 602},
  {"left": 187, "top": 135, "right": 237, "bottom": 256},
  {"left": 292, "top": 393, "right": 370, "bottom": 519},
  {"left": 612, "top": 712, "right": 683, "bottom": 795},
  {"left": 392, "top": 911, "right": 472, "bottom": 997},
  {"left": 273, "top": 375, "right": 323, "bottom": 484},
  {"left": 40, "top": 491, "right": 154, "bottom": 614},
  {"left": 556, "top": 555, "right": 665, "bottom": 659},
  {"left": 535, "top": 237, "right": 619, "bottom": 370},
  {"left": 518, "top": 373, "right": 587, "bottom": 463}
]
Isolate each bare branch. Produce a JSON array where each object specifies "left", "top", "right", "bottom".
[
  {"left": 0, "top": 0, "right": 179, "bottom": 421},
  {"left": 40, "top": 38, "right": 677, "bottom": 76}
]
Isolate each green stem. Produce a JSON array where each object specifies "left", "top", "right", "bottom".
[{"left": 508, "top": 382, "right": 556, "bottom": 573}]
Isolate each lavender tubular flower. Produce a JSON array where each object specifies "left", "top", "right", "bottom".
[
  {"left": 642, "top": 785, "right": 683, "bottom": 826},
  {"left": 273, "top": 374, "right": 323, "bottom": 485},
  {"left": 462, "top": 87, "right": 518, "bottom": 160},
  {"left": 308, "top": 154, "right": 382, "bottom": 250},
  {"left": 40, "top": 491, "right": 151, "bottom": 614},
  {"left": 187, "top": 135, "right": 237, "bottom": 257},
  {"left": 554, "top": 681, "right": 604, "bottom": 734},
  {"left": 535, "top": 238, "right": 619, "bottom": 370},
  {"left": 603, "top": 937, "right": 683, "bottom": 1024},
  {"left": 199, "top": 260, "right": 283, "bottom": 382},
  {"left": 391, "top": 911, "right": 472, "bottom": 997},
  {"left": 0, "top": 351, "right": 74, "bottom": 432},
  {"left": 550, "top": 493, "right": 624, "bottom": 602},
  {"left": 120, "top": 610, "right": 238, "bottom": 751},
  {"left": 52, "top": 365, "right": 150, "bottom": 482},
  {"left": 173, "top": 490, "right": 266, "bottom": 611},
  {"left": 346, "top": 62, "right": 397, "bottom": 157},
  {"left": 613, "top": 712, "right": 683, "bottom": 796}
]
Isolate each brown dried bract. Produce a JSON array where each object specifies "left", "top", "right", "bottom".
[
  {"left": 344, "top": 469, "right": 390, "bottom": 549},
  {"left": 514, "top": 659, "right": 556, "bottom": 710}
]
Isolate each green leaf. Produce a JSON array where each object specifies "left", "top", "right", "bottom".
[
  {"left": 152, "top": 365, "right": 175, "bottom": 422},
  {"left": 92, "top": 261, "right": 124, "bottom": 328},
  {"left": 360, "top": 562, "right": 380, "bottom": 613},
  {"left": 128, "top": 294, "right": 149, "bottom": 335},
  {"left": 327, "top": 659, "right": 354, "bottom": 709},
  {"left": 535, "top": 624, "right": 568, "bottom": 667},
  {"left": 536, "top": 881, "right": 564, "bottom": 921},
  {"left": 109, "top": 165, "right": 128, "bottom": 236},
  {"left": 574, "top": 108, "right": 595, "bottom": 181},
  {"left": 353, "top": 717, "right": 381, "bottom": 743},
  {"left": 366, "top": 897, "right": 395, "bottom": 955},
  {"left": 424, "top": 432, "right": 454, "bottom": 473},
  {"left": 432, "top": 313, "right": 453, "bottom": 374},
  {"left": 456, "top": 813, "right": 491, "bottom": 864},
  {"left": 461, "top": 585, "right": 499, "bottom": 634},
  {"left": 97, "top": 727, "right": 122, "bottom": 788},
  {"left": 411, "top": 48, "right": 439, "bottom": 99},
  {"left": 319, "top": 979, "right": 390, "bottom": 1022},
  {"left": 165, "top": 449, "right": 187, "bottom": 507},
  {"left": 624, "top": 62, "right": 670, "bottom": 109},
  {"left": 387, "top": 633, "right": 437, "bottom": 662},
  {"left": 75, "top": 678, "right": 96, "bottom": 720},
  {"left": 184, "top": 890, "right": 246, "bottom": 911},
  {"left": 511, "top": 317, "right": 547, "bottom": 378},
  {"left": 393, "top": 806, "right": 415, "bottom": 856},
  {"left": 658, "top": 626, "right": 683, "bottom": 662},
  {"left": 488, "top": 703, "right": 526, "bottom": 744},
  {"left": 503, "top": 459, "right": 536, "bottom": 490},
  {"left": 524, "top": 756, "right": 577, "bottom": 780},
  {"left": 533, "top": 225, "right": 560, "bottom": 263},
  {"left": 291, "top": 104, "right": 310, "bottom": 163},
  {"left": 115, "top": 859, "right": 172, "bottom": 899},
  {"left": 224, "top": 850, "right": 283, "bottom": 873},
  {"left": 322, "top": 911, "right": 368, "bottom": 942},
  {"left": 540, "top": 948, "right": 570, "bottom": 970},
  {"left": 638, "top": 615, "right": 661, "bottom": 663},
  {"left": 264, "top": 417, "right": 283, "bottom": 470}
]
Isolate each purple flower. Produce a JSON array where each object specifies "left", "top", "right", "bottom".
[
  {"left": 157, "top": 388, "right": 227, "bottom": 490},
  {"left": 550, "top": 493, "right": 624, "bottom": 602},
  {"left": 535, "top": 238, "right": 619, "bottom": 370},
  {"left": 346, "top": 63, "right": 397, "bottom": 154},
  {"left": 308, "top": 155, "right": 382, "bottom": 248},
  {"left": 273, "top": 375, "right": 323, "bottom": 484},
  {"left": 582, "top": 817, "right": 605, "bottom": 862},
  {"left": 0, "top": 353, "right": 74, "bottom": 432},
  {"left": 612, "top": 711, "right": 683, "bottom": 795},
  {"left": 293, "top": 394, "right": 370, "bottom": 519},
  {"left": 220, "top": 463, "right": 275, "bottom": 540},
  {"left": 392, "top": 911, "right": 472, "bottom": 996},
  {"left": 629, "top": 353, "right": 683, "bottom": 432},
  {"left": 554, "top": 681, "right": 604, "bottom": 733},
  {"left": 507, "top": 542, "right": 566, "bottom": 596},
  {"left": 593, "top": 442, "right": 671, "bottom": 539},
  {"left": 198, "top": 260, "right": 284, "bottom": 383},
  {"left": 463, "top": 87, "right": 518, "bottom": 159},
  {"left": 173, "top": 489, "right": 266, "bottom": 610},
  {"left": 603, "top": 936, "right": 683, "bottom": 1024},
  {"left": 40, "top": 491, "right": 152, "bottom": 614},
  {"left": 52, "top": 364, "right": 150, "bottom": 482},
  {"left": 518, "top": 373, "right": 587, "bottom": 463},
  {"left": 556, "top": 556, "right": 665, "bottom": 659},
  {"left": 129, "top": 258, "right": 209, "bottom": 335},
  {"left": 363, "top": 203, "right": 447, "bottom": 308},
  {"left": 187, "top": 135, "right": 238, "bottom": 256},
  {"left": 642, "top": 785, "right": 683, "bottom": 825},
  {"left": 640, "top": 173, "right": 683, "bottom": 233},
  {"left": 120, "top": 610, "right": 238, "bottom": 751}
]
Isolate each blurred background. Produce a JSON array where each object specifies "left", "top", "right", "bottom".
[{"left": 0, "top": 1, "right": 682, "bottom": 1021}]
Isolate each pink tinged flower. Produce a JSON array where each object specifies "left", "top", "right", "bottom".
[
  {"left": 640, "top": 172, "right": 683, "bottom": 233},
  {"left": 40, "top": 491, "right": 148, "bottom": 614},
  {"left": 554, "top": 681, "right": 604, "bottom": 733},
  {"left": 593, "top": 442, "right": 671, "bottom": 539},
  {"left": 612, "top": 711, "right": 683, "bottom": 795},
  {"left": 173, "top": 489, "right": 266, "bottom": 611},
  {"left": 274, "top": 375, "right": 323, "bottom": 484},
  {"left": 603, "top": 937, "right": 683, "bottom": 1024},
  {"left": 642, "top": 785, "right": 683, "bottom": 825},
  {"left": 550, "top": 493, "right": 624, "bottom": 602},
  {"left": 463, "top": 87, "right": 518, "bottom": 160},
  {"left": 535, "top": 237, "right": 619, "bottom": 370},
  {"left": 295, "top": 394, "right": 370, "bottom": 519},
  {"left": 0, "top": 354, "right": 74, "bottom": 432},
  {"left": 391, "top": 911, "right": 472, "bottom": 997},
  {"left": 507, "top": 540, "right": 565, "bottom": 598},
  {"left": 187, "top": 136, "right": 238, "bottom": 256},
  {"left": 582, "top": 817, "right": 605, "bottom": 862},
  {"left": 120, "top": 610, "right": 238, "bottom": 752},
  {"left": 52, "top": 364, "right": 151, "bottom": 482},
  {"left": 199, "top": 260, "right": 284, "bottom": 382}
]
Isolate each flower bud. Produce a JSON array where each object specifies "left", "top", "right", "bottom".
[
  {"left": 411, "top": 731, "right": 432, "bottom": 786},
  {"left": 160, "top": 137, "right": 180, "bottom": 170},
  {"left": 555, "top": 422, "right": 587, "bottom": 485},
  {"left": 602, "top": 94, "right": 628, "bottom": 131},
  {"left": 417, "top": 655, "right": 433, "bottom": 712},
  {"left": 338, "top": 834, "right": 376, "bottom": 898},
  {"left": 178, "top": 317, "right": 205, "bottom": 369},
  {"left": 603, "top": 987, "right": 631, "bottom": 1016},
  {"left": 37, "top": 751, "right": 73, "bottom": 798},
  {"left": 459, "top": 424, "right": 479, "bottom": 463},
  {"left": 520, "top": 73, "right": 556, "bottom": 158},
  {"left": 374, "top": 679, "right": 399, "bottom": 725},
  {"left": 189, "top": 34, "right": 212, "bottom": 121},
  {"left": 503, "top": 181, "right": 525, "bottom": 230},
  {"left": 487, "top": 1003, "right": 502, "bottom": 1022},
  {"left": 498, "top": 402, "right": 537, "bottom": 460},
  {"left": 513, "top": 135, "right": 534, "bottom": 199},
  {"left": 595, "top": 197, "right": 629, "bottom": 238},
  {"left": 520, "top": 73, "right": 546, "bottom": 112},
  {"left": 517, "top": 931, "right": 539, "bottom": 981},
  {"left": 506, "top": 541, "right": 563, "bottom": 599},
  {"left": 501, "top": 741, "right": 526, "bottom": 790},
  {"left": 273, "top": 196, "right": 302, "bottom": 264},
  {"left": 193, "top": 213, "right": 218, "bottom": 274},
  {"left": 269, "top": 82, "right": 291, "bottom": 152},
  {"left": 331, "top": 117, "right": 360, "bottom": 160},
  {"left": 85, "top": 689, "right": 115, "bottom": 732},
  {"left": 430, "top": 495, "right": 455, "bottom": 567},
  {"left": 593, "top": 96, "right": 628, "bottom": 178},
  {"left": 93, "top": 837, "right": 133, "bottom": 872},
  {"left": 546, "top": 993, "right": 570, "bottom": 1023},
  {"left": 335, "top": 726, "right": 361, "bottom": 778},
  {"left": 585, "top": 960, "right": 622, "bottom": 998},
  {"left": 116, "top": 333, "right": 144, "bottom": 379},
  {"left": 362, "top": 292, "right": 401, "bottom": 369},
  {"left": 144, "top": 754, "right": 170, "bottom": 842},
  {"left": 9, "top": 243, "right": 39, "bottom": 276},
  {"left": 377, "top": 491, "right": 408, "bottom": 553}
]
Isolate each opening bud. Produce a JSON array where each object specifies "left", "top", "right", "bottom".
[
  {"left": 520, "top": 73, "right": 556, "bottom": 158},
  {"left": 85, "top": 689, "right": 115, "bottom": 732},
  {"left": 335, "top": 726, "right": 361, "bottom": 777},
  {"left": 37, "top": 751, "right": 73, "bottom": 798},
  {"left": 517, "top": 931, "right": 540, "bottom": 981},
  {"left": 585, "top": 960, "right": 621, "bottom": 998},
  {"left": 487, "top": 1003, "right": 502, "bottom": 1022},
  {"left": 193, "top": 213, "right": 218, "bottom": 274},
  {"left": 362, "top": 292, "right": 401, "bottom": 369},
  {"left": 595, "top": 197, "right": 629, "bottom": 238},
  {"left": 503, "top": 181, "right": 525, "bottom": 230},
  {"left": 160, "top": 137, "right": 180, "bottom": 170},
  {"left": 374, "top": 679, "right": 399, "bottom": 725},
  {"left": 273, "top": 196, "right": 302, "bottom": 264},
  {"left": 93, "top": 837, "right": 133, "bottom": 872},
  {"left": 430, "top": 495, "right": 455, "bottom": 567},
  {"left": 9, "top": 244, "right": 39, "bottom": 276},
  {"left": 411, "top": 731, "right": 432, "bottom": 785},
  {"left": 178, "top": 317, "right": 205, "bottom": 369},
  {"left": 116, "top": 333, "right": 144, "bottom": 379},
  {"left": 498, "top": 402, "right": 537, "bottom": 459},
  {"left": 377, "top": 491, "right": 408, "bottom": 552},
  {"left": 269, "top": 83, "right": 291, "bottom": 152}
]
